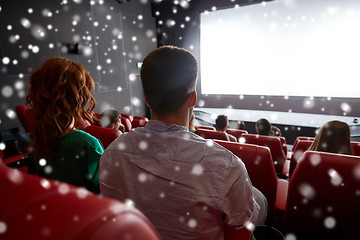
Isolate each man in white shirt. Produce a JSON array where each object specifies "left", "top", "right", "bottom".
[{"left": 100, "top": 46, "right": 266, "bottom": 240}]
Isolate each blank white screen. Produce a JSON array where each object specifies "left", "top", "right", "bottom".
[{"left": 200, "top": 0, "right": 360, "bottom": 98}]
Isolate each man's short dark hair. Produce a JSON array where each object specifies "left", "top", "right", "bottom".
[
  {"left": 256, "top": 118, "right": 272, "bottom": 136},
  {"left": 140, "top": 46, "right": 198, "bottom": 116},
  {"left": 215, "top": 115, "right": 228, "bottom": 131}
]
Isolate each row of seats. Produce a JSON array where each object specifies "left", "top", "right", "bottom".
[
  {"left": 0, "top": 163, "right": 161, "bottom": 240},
  {"left": 195, "top": 126, "right": 287, "bottom": 174},
  {"left": 213, "top": 139, "right": 360, "bottom": 238},
  {"left": 289, "top": 136, "right": 360, "bottom": 178}
]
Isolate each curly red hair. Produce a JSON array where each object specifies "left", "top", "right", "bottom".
[{"left": 26, "top": 57, "right": 96, "bottom": 158}]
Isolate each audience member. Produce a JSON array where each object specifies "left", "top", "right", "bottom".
[
  {"left": 215, "top": 115, "right": 237, "bottom": 142},
  {"left": 188, "top": 112, "right": 196, "bottom": 133},
  {"left": 100, "top": 109, "right": 125, "bottom": 133},
  {"left": 237, "top": 120, "right": 246, "bottom": 130},
  {"left": 26, "top": 57, "right": 104, "bottom": 193},
  {"left": 100, "top": 46, "right": 267, "bottom": 239},
  {"left": 271, "top": 126, "right": 282, "bottom": 136},
  {"left": 256, "top": 118, "right": 273, "bottom": 136},
  {"left": 308, "top": 120, "right": 353, "bottom": 155}
]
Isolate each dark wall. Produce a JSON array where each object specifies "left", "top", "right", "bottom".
[
  {"left": 0, "top": 0, "right": 156, "bottom": 131},
  {"left": 151, "top": 0, "right": 360, "bottom": 118}
]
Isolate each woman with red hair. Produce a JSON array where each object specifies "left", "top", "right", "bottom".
[{"left": 26, "top": 57, "right": 104, "bottom": 193}]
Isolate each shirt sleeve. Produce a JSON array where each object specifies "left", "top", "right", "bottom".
[
  {"left": 222, "top": 155, "right": 260, "bottom": 227},
  {"left": 87, "top": 139, "right": 104, "bottom": 187}
]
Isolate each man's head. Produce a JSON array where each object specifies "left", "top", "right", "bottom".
[
  {"left": 256, "top": 118, "right": 272, "bottom": 136},
  {"left": 215, "top": 115, "right": 228, "bottom": 131},
  {"left": 140, "top": 46, "right": 198, "bottom": 117}
]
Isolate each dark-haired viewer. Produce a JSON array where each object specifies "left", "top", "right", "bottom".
[
  {"left": 100, "top": 46, "right": 267, "bottom": 239},
  {"left": 215, "top": 114, "right": 238, "bottom": 142}
]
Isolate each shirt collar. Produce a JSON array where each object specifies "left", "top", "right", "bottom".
[{"left": 145, "top": 120, "right": 188, "bottom": 132}]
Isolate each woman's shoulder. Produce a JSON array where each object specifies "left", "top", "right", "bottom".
[{"left": 63, "top": 130, "right": 101, "bottom": 145}]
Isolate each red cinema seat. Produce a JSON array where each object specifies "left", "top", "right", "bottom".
[
  {"left": 292, "top": 136, "right": 315, "bottom": 151},
  {"left": 83, "top": 125, "right": 122, "bottom": 149},
  {"left": 121, "top": 113, "right": 134, "bottom": 123},
  {"left": 241, "top": 134, "right": 286, "bottom": 174},
  {"left": 15, "top": 105, "right": 31, "bottom": 133},
  {"left": 214, "top": 140, "right": 278, "bottom": 226},
  {"left": 132, "top": 117, "right": 149, "bottom": 129},
  {"left": 351, "top": 141, "right": 360, "bottom": 156},
  {"left": 92, "top": 113, "right": 102, "bottom": 126},
  {"left": 283, "top": 151, "right": 360, "bottom": 239},
  {"left": 289, "top": 140, "right": 313, "bottom": 178},
  {"left": 15, "top": 105, "right": 36, "bottom": 137},
  {"left": 278, "top": 136, "right": 288, "bottom": 155},
  {"left": 121, "top": 117, "right": 132, "bottom": 132},
  {"left": 195, "top": 125, "right": 216, "bottom": 131},
  {"left": 195, "top": 129, "right": 230, "bottom": 141},
  {"left": 226, "top": 129, "right": 248, "bottom": 140},
  {"left": 0, "top": 163, "right": 161, "bottom": 240}
]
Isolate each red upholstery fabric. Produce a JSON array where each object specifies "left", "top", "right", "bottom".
[
  {"left": 1, "top": 155, "right": 27, "bottom": 173},
  {"left": 83, "top": 125, "right": 122, "bottom": 149},
  {"left": 214, "top": 140, "right": 277, "bottom": 226},
  {"left": 226, "top": 129, "right": 248, "bottom": 140},
  {"left": 292, "top": 136, "right": 314, "bottom": 151},
  {"left": 195, "top": 129, "right": 230, "bottom": 141},
  {"left": 241, "top": 134, "right": 286, "bottom": 173},
  {"left": 121, "top": 117, "right": 132, "bottom": 132},
  {"left": 351, "top": 141, "right": 360, "bottom": 156},
  {"left": 278, "top": 136, "right": 288, "bottom": 155},
  {"left": 224, "top": 226, "right": 252, "bottom": 240},
  {"left": 275, "top": 179, "right": 288, "bottom": 211},
  {"left": 131, "top": 117, "right": 149, "bottom": 129},
  {"left": 283, "top": 151, "right": 360, "bottom": 239},
  {"left": 15, "top": 105, "right": 31, "bottom": 133},
  {"left": 0, "top": 163, "right": 161, "bottom": 240},
  {"left": 289, "top": 140, "right": 313, "bottom": 178},
  {"left": 121, "top": 114, "right": 133, "bottom": 122},
  {"left": 195, "top": 125, "right": 216, "bottom": 131},
  {"left": 92, "top": 113, "right": 102, "bottom": 126}
]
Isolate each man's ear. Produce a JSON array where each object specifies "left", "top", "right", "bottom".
[
  {"left": 188, "top": 91, "right": 197, "bottom": 107},
  {"left": 144, "top": 96, "right": 150, "bottom": 107}
]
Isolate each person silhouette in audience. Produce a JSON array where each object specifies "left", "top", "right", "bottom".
[
  {"left": 308, "top": 120, "right": 353, "bottom": 155},
  {"left": 100, "top": 109, "right": 125, "bottom": 133},
  {"left": 237, "top": 120, "right": 246, "bottom": 131},
  {"left": 215, "top": 114, "right": 237, "bottom": 142},
  {"left": 26, "top": 57, "right": 104, "bottom": 193},
  {"left": 100, "top": 46, "right": 267, "bottom": 239},
  {"left": 271, "top": 126, "right": 282, "bottom": 137},
  {"left": 256, "top": 118, "right": 273, "bottom": 136}
]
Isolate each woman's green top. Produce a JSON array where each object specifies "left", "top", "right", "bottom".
[{"left": 53, "top": 130, "right": 104, "bottom": 193}]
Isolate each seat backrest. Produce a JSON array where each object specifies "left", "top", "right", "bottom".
[
  {"left": 289, "top": 140, "right": 313, "bottom": 178},
  {"left": 83, "top": 125, "right": 122, "bottom": 149},
  {"left": 278, "top": 136, "right": 288, "bottom": 155},
  {"left": 351, "top": 141, "right": 360, "bottom": 156},
  {"left": 15, "top": 105, "right": 31, "bottom": 133},
  {"left": 226, "top": 129, "right": 248, "bottom": 140},
  {"left": 121, "top": 117, "right": 132, "bottom": 132},
  {"left": 283, "top": 151, "right": 360, "bottom": 239},
  {"left": 0, "top": 163, "right": 161, "bottom": 240},
  {"left": 195, "top": 129, "right": 230, "bottom": 141},
  {"left": 241, "top": 134, "right": 286, "bottom": 173},
  {"left": 132, "top": 117, "right": 149, "bottom": 129},
  {"left": 195, "top": 125, "right": 216, "bottom": 131},
  {"left": 292, "top": 136, "right": 315, "bottom": 150},
  {"left": 121, "top": 113, "right": 134, "bottom": 122},
  {"left": 214, "top": 140, "right": 277, "bottom": 226},
  {"left": 92, "top": 112, "right": 102, "bottom": 126}
]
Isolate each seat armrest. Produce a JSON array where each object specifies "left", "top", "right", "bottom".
[{"left": 275, "top": 179, "right": 289, "bottom": 211}]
